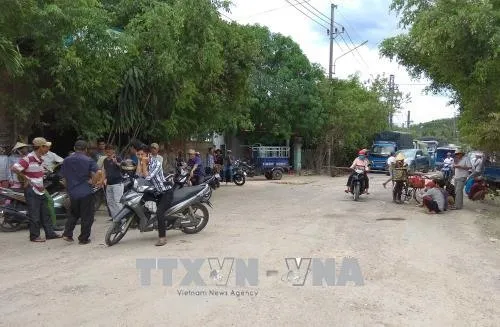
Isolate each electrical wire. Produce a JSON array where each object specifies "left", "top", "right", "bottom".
[
  {"left": 231, "top": 0, "right": 313, "bottom": 20},
  {"left": 293, "top": 0, "right": 330, "bottom": 26},
  {"left": 303, "top": 1, "right": 330, "bottom": 21},
  {"left": 285, "top": 0, "right": 329, "bottom": 30}
]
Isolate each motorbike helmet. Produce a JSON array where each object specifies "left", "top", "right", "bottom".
[{"left": 120, "top": 159, "right": 137, "bottom": 172}]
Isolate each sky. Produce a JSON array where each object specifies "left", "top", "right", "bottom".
[{"left": 220, "top": 0, "right": 459, "bottom": 126}]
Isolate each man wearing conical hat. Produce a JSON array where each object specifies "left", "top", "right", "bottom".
[{"left": 392, "top": 152, "right": 409, "bottom": 204}]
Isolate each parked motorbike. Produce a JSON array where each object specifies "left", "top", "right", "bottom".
[
  {"left": 219, "top": 163, "right": 246, "bottom": 186},
  {"left": 0, "top": 172, "right": 68, "bottom": 232},
  {"left": 174, "top": 165, "right": 219, "bottom": 190},
  {"left": 104, "top": 176, "right": 213, "bottom": 246},
  {"left": 234, "top": 160, "right": 256, "bottom": 177},
  {"left": 349, "top": 168, "right": 368, "bottom": 201}
]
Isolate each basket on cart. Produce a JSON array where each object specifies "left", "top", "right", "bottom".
[{"left": 408, "top": 175, "right": 425, "bottom": 189}]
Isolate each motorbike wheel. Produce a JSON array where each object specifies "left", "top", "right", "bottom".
[
  {"left": 413, "top": 188, "right": 425, "bottom": 204},
  {"left": 105, "top": 213, "right": 134, "bottom": 246},
  {"left": 181, "top": 203, "right": 209, "bottom": 234},
  {"left": 272, "top": 170, "right": 283, "bottom": 180},
  {"left": 353, "top": 183, "right": 360, "bottom": 201},
  {"left": 0, "top": 213, "right": 24, "bottom": 232},
  {"left": 233, "top": 173, "right": 245, "bottom": 186}
]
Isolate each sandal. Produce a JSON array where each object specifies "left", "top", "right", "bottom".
[
  {"left": 155, "top": 238, "right": 167, "bottom": 247},
  {"left": 30, "top": 237, "right": 46, "bottom": 243}
]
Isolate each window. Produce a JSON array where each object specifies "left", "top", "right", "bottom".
[{"left": 371, "top": 145, "right": 395, "bottom": 155}]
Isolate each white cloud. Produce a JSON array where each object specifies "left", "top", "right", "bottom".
[{"left": 222, "top": 0, "right": 458, "bottom": 125}]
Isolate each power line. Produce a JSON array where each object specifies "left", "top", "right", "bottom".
[
  {"left": 303, "top": 2, "right": 330, "bottom": 21},
  {"left": 232, "top": 0, "right": 313, "bottom": 20},
  {"left": 343, "top": 30, "right": 369, "bottom": 68},
  {"left": 293, "top": 0, "right": 330, "bottom": 26},
  {"left": 285, "top": 0, "right": 329, "bottom": 30},
  {"left": 334, "top": 11, "right": 369, "bottom": 68},
  {"left": 338, "top": 34, "right": 365, "bottom": 68}
]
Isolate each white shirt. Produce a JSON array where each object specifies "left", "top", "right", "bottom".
[
  {"left": 41, "top": 151, "right": 64, "bottom": 172},
  {"left": 387, "top": 156, "right": 396, "bottom": 166},
  {"left": 454, "top": 157, "right": 472, "bottom": 179},
  {"left": 443, "top": 157, "right": 454, "bottom": 166}
]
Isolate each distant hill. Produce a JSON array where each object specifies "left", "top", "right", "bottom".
[{"left": 394, "top": 118, "right": 458, "bottom": 145}]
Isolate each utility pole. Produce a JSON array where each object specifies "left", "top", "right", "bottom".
[
  {"left": 328, "top": 3, "right": 336, "bottom": 80},
  {"left": 388, "top": 74, "right": 395, "bottom": 129},
  {"left": 407, "top": 110, "right": 411, "bottom": 129}
]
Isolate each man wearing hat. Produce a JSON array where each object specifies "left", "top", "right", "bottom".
[
  {"left": 60, "top": 140, "right": 104, "bottom": 244},
  {"left": 8, "top": 142, "right": 30, "bottom": 188},
  {"left": 11, "top": 137, "right": 62, "bottom": 242},
  {"left": 150, "top": 143, "right": 163, "bottom": 165},
  {"left": 453, "top": 149, "right": 472, "bottom": 210},
  {"left": 392, "top": 152, "right": 409, "bottom": 204}
]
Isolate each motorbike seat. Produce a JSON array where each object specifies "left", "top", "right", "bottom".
[{"left": 172, "top": 185, "right": 206, "bottom": 206}]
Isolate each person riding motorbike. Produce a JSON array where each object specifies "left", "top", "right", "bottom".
[
  {"left": 345, "top": 149, "right": 370, "bottom": 194},
  {"left": 442, "top": 152, "right": 454, "bottom": 181}
]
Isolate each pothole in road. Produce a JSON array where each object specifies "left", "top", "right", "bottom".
[{"left": 375, "top": 218, "right": 406, "bottom": 221}]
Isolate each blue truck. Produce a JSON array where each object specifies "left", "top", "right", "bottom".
[{"left": 368, "top": 131, "right": 414, "bottom": 172}]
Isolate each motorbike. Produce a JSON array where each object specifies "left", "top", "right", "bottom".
[
  {"left": 104, "top": 176, "right": 213, "bottom": 246},
  {"left": 234, "top": 160, "right": 256, "bottom": 178},
  {"left": 349, "top": 168, "right": 368, "bottom": 201},
  {"left": 174, "top": 165, "right": 219, "bottom": 190},
  {"left": 218, "top": 163, "right": 246, "bottom": 186},
  {"left": 0, "top": 172, "right": 68, "bottom": 232},
  {"left": 441, "top": 162, "right": 453, "bottom": 182}
]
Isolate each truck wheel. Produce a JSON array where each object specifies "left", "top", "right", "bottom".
[{"left": 272, "top": 170, "right": 283, "bottom": 180}]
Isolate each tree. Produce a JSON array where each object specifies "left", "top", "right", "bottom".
[
  {"left": 379, "top": 0, "right": 500, "bottom": 151},
  {"left": 243, "top": 26, "right": 325, "bottom": 144}
]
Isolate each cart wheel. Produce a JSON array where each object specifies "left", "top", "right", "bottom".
[
  {"left": 265, "top": 172, "right": 272, "bottom": 180},
  {"left": 272, "top": 170, "right": 283, "bottom": 180}
]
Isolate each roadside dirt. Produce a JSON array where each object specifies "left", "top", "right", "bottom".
[{"left": 0, "top": 174, "right": 499, "bottom": 326}]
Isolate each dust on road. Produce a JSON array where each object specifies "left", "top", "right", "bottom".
[{"left": 0, "top": 174, "right": 499, "bottom": 327}]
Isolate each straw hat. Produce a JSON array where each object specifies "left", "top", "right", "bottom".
[
  {"left": 12, "top": 142, "right": 29, "bottom": 151},
  {"left": 187, "top": 149, "right": 195, "bottom": 155},
  {"left": 395, "top": 153, "right": 405, "bottom": 161},
  {"left": 32, "top": 137, "right": 52, "bottom": 147}
]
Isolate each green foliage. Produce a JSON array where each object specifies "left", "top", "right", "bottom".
[
  {"left": 0, "top": 0, "right": 394, "bottom": 156},
  {"left": 380, "top": 0, "right": 500, "bottom": 150}
]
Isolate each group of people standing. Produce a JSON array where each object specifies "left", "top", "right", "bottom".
[
  {"left": 385, "top": 149, "right": 485, "bottom": 214},
  {"left": 345, "top": 147, "right": 487, "bottom": 215},
  {"left": 180, "top": 147, "right": 236, "bottom": 184}
]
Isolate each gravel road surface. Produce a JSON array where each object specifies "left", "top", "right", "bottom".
[{"left": 1, "top": 174, "right": 499, "bottom": 327}]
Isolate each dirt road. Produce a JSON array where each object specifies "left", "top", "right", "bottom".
[{"left": 1, "top": 174, "right": 499, "bottom": 326}]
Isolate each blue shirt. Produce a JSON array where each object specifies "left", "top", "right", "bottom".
[
  {"left": 60, "top": 152, "right": 99, "bottom": 200},
  {"left": 188, "top": 156, "right": 204, "bottom": 176},
  {"left": 130, "top": 154, "right": 138, "bottom": 165}
]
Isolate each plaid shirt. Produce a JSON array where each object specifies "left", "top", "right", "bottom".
[{"left": 145, "top": 157, "right": 170, "bottom": 192}]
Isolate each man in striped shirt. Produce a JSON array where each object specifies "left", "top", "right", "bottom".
[
  {"left": 136, "top": 144, "right": 173, "bottom": 246},
  {"left": 11, "top": 137, "right": 61, "bottom": 242}
]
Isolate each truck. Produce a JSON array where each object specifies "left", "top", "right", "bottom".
[{"left": 368, "top": 131, "right": 414, "bottom": 172}]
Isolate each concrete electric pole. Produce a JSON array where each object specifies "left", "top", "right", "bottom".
[
  {"left": 328, "top": 3, "right": 336, "bottom": 79},
  {"left": 388, "top": 74, "right": 395, "bottom": 129}
]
